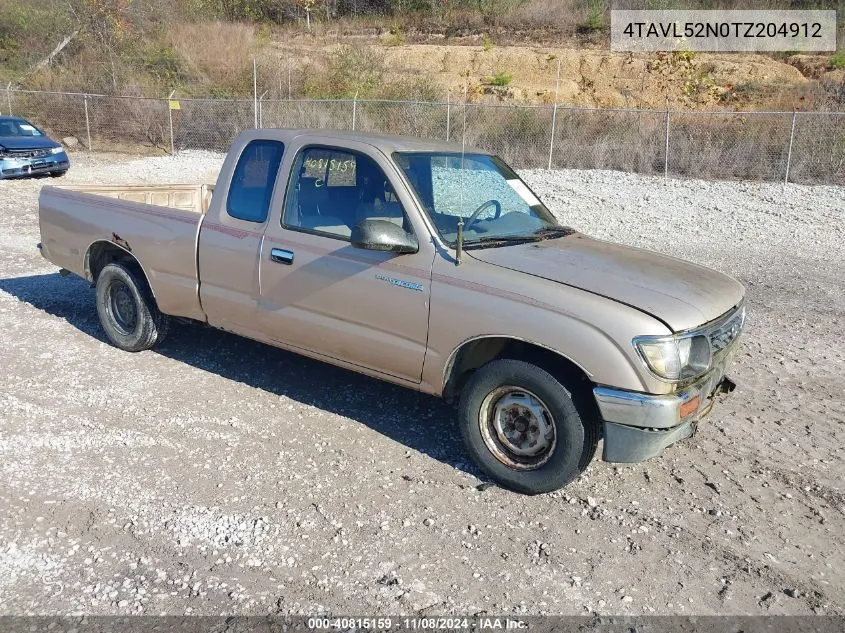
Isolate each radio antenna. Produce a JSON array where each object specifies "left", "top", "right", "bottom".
[{"left": 456, "top": 82, "right": 468, "bottom": 266}]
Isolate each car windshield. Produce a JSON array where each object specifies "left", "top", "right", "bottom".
[
  {"left": 0, "top": 119, "right": 44, "bottom": 137},
  {"left": 393, "top": 151, "right": 565, "bottom": 247}
]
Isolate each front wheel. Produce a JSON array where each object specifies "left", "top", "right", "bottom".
[
  {"left": 458, "top": 359, "right": 597, "bottom": 494},
  {"left": 95, "top": 261, "right": 169, "bottom": 352}
]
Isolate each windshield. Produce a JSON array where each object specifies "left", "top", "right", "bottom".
[
  {"left": 393, "top": 151, "right": 565, "bottom": 247},
  {"left": 0, "top": 119, "right": 44, "bottom": 137}
]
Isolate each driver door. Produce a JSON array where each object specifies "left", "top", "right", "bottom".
[{"left": 258, "top": 142, "right": 435, "bottom": 384}]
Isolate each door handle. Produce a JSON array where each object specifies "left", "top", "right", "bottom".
[{"left": 270, "top": 248, "right": 294, "bottom": 265}]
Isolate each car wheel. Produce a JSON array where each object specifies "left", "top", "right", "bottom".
[
  {"left": 458, "top": 359, "right": 598, "bottom": 494},
  {"left": 95, "top": 261, "right": 169, "bottom": 352},
  {"left": 49, "top": 170, "right": 67, "bottom": 178}
]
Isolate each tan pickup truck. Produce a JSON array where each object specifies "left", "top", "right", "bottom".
[{"left": 37, "top": 129, "right": 745, "bottom": 494}]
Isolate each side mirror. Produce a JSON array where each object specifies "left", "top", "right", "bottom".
[{"left": 351, "top": 219, "right": 418, "bottom": 254}]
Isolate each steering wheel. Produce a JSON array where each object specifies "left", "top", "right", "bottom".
[{"left": 464, "top": 200, "right": 502, "bottom": 232}]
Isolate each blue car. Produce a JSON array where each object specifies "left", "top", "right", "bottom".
[{"left": 0, "top": 115, "right": 70, "bottom": 179}]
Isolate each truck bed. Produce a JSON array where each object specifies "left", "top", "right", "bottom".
[
  {"left": 54, "top": 183, "right": 215, "bottom": 214},
  {"left": 38, "top": 183, "right": 213, "bottom": 321}
]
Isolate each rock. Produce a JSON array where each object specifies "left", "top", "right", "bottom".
[
  {"left": 423, "top": 518, "right": 434, "bottom": 527},
  {"left": 62, "top": 136, "right": 79, "bottom": 148},
  {"left": 587, "top": 497, "right": 598, "bottom": 508},
  {"left": 622, "top": 595, "right": 634, "bottom": 603}
]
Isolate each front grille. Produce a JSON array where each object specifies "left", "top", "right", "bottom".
[
  {"left": 708, "top": 306, "right": 745, "bottom": 355},
  {"left": 3, "top": 148, "right": 51, "bottom": 159}
]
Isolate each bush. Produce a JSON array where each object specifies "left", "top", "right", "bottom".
[
  {"left": 830, "top": 51, "right": 845, "bottom": 70},
  {"left": 484, "top": 71, "right": 513, "bottom": 87},
  {"left": 581, "top": 0, "right": 606, "bottom": 32},
  {"left": 304, "top": 46, "right": 386, "bottom": 99},
  {"left": 142, "top": 45, "right": 184, "bottom": 89},
  {"left": 384, "top": 32, "right": 406, "bottom": 46}
]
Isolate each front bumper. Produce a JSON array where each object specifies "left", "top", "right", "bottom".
[
  {"left": 0, "top": 152, "right": 69, "bottom": 178},
  {"left": 594, "top": 367, "right": 736, "bottom": 463}
]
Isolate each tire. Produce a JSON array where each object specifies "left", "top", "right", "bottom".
[
  {"left": 95, "top": 261, "right": 169, "bottom": 352},
  {"left": 458, "top": 359, "right": 598, "bottom": 495},
  {"left": 50, "top": 170, "right": 67, "bottom": 178}
]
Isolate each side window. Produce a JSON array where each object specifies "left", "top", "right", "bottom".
[
  {"left": 226, "top": 140, "right": 285, "bottom": 223},
  {"left": 283, "top": 147, "right": 410, "bottom": 240}
]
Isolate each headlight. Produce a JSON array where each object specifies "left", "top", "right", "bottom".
[
  {"left": 634, "top": 333, "right": 712, "bottom": 381},
  {"left": 49, "top": 147, "right": 64, "bottom": 154}
]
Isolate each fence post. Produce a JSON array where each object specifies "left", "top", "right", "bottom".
[
  {"left": 663, "top": 101, "right": 670, "bottom": 178},
  {"left": 253, "top": 58, "right": 258, "bottom": 128},
  {"left": 446, "top": 91, "right": 451, "bottom": 142},
  {"left": 548, "top": 104, "right": 558, "bottom": 170},
  {"left": 168, "top": 91, "right": 176, "bottom": 155},
  {"left": 261, "top": 91, "right": 271, "bottom": 127},
  {"left": 84, "top": 94, "right": 92, "bottom": 151},
  {"left": 784, "top": 110, "right": 797, "bottom": 185},
  {"left": 547, "top": 59, "right": 562, "bottom": 170},
  {"left": 352, "top": 92, "right": 358, "bottom": 131},
  {"left": 462, "top": 83, "right": 469, "bottom": 150},
  {"left": 6, "top": 82, "right": 12, "bottom": 116}
]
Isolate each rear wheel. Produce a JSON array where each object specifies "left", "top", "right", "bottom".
[
  {"left": 458, "top": 359, "right": 597, "bottom": 494},
  {"left": 95, "top": 261, "right": 169, "bottom": 352}
]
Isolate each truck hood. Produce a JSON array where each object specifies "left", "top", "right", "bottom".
[
  {"left": 467, "top": 233, "right": 744, "bottom": 332},
  {"left": 0, "top": 136, "right": 60, "bottom": 150}
]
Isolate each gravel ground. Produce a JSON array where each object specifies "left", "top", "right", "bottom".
[{"left": 0, "top": 151, "right": 843, "bottom": 617}]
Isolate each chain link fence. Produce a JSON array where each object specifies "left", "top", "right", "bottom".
[{"left": 3, "top": 88, "right": 843, "bottom": 186}]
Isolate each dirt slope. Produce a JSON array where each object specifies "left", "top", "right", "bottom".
[{"left": 270, "top": 35, "right": 840, "bottom": 109}]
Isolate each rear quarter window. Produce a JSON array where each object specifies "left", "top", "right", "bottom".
[{"left": 227, "top": 140, "right": 285, "bottom": 223}]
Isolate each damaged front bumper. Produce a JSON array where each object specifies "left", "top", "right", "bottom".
[
  {"left": 593, "top": 369, "right": 736, "bottom": 463},
  {"left": 0, "top": 152, "right": 69, "bottom": 178}
]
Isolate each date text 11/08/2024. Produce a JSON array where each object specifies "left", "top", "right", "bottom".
[{"left": 306, "top": 617, "right": 528, "bottom": 630}]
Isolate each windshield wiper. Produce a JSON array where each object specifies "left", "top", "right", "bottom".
[{"left": 462, "top": 234, "right": 543, "bottom": 249}]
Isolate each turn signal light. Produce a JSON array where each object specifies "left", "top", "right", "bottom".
[{"left": 680, "top": 395, "right": 700, "bottom": 419}]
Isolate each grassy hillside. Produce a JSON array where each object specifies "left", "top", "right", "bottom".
[{"left": 0, "top": 0, "right": 843, "bottom": 110}]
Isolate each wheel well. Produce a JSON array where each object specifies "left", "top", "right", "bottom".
[
  {"left": 443, "top": 337, "right": 601, "bottom": 427},
  {"left": 85, "top": 241, "right": 148, "bottom": 288}
]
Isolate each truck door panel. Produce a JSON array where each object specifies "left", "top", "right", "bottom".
[{"left": 259, "top": 144, "right": 433, "bottom": 383}]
